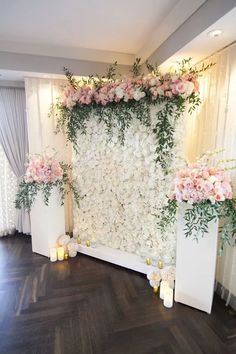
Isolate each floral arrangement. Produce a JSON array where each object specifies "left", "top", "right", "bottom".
[
  {"left": 51, "top": 58, "right": 211, "bottom": 172},
  {"left": 147, "top": 270, "right": 162, "bottom": 287},
  {"left": 58, "top": 235, "right": 78, "bottom": 258},
  {"left": 15, "top": 151, "right": 79, "bottom": 210},
  {"left": 147, "top": 266, "right": 175, "bottom": 288},
  {"left": 159, "top": 151, "right": 236, "bottom": 250}
]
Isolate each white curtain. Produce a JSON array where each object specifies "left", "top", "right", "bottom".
[
  {"left": 184, "top": 42, "right": 236, "bottom": 305},
  {"left": 24, "top": 77, "right": 73, "bottom": 232},
  {"left": 0, "top": 87, "right": 30, "bottom": 234},
  {"left": 0, "top": 143, "right": 17, "bottom": 236}
]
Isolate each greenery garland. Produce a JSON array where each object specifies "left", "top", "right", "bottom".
[
  {"left": 158, "top": 199, "right": 236, "bottom": 252},
  {"left": 51, "top": 58, "right": 206, "bottom": 173}
]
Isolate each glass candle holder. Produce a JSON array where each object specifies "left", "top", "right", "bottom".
[
  {"left": 146, "top": 257, "right": 152, "bottom": 265},
  {"left": 153, "top": 285, "right": 159, "bottom": 294},
  {"left": 86, "top": 240, "right": 91, "bottom": 247},
  {"left": 57, "top": 247, "right": 64, "bottom": 261},
  {"left": 158, "top": 260, "right": 164, "bottom": 269},
  {"left": 50, "top": 247, "right": 57, "bottom": 262},
  {"left": 151, "top": 254, "right": 159, "bottom": 267},
  {"left": 77, "top": 237, "right": 81, "bottom": 244},
  {"left": 91, "top": 238, "right": 98, "bottom": 248}
]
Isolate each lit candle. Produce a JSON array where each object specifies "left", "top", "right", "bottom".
[
  {"left": 164, "top": 287, "right": 173, "bottom": 308},
  {"left": 160, "top": 280, "right": 169, "bottom": 300},
  {"left": 86, "top": 240, "right": 91, "bottom": 247},
  {"left": 57, "top": 246, "right": 64, "bottom": 261},
  {"left": 64, "top": 253, "right": 69, "bottom": 260},
  {"left": 50, "top": 248, "right": 57, "bottom": 262},
  {"left": 146, "top": 258, "right": 152, "bottom": 265},
  {"left": 153, "top": 285, "right": 159, "bottom": 294},
  {"left": 77, "top": 237, "right": 81, "bottom": 244},
  {"left": 158, "top": 260, "right": 164, "bottom": 269}
]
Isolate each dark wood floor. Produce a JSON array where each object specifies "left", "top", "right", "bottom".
[{"left": 0, "top": 236, "right": 235, "bottom": 354}]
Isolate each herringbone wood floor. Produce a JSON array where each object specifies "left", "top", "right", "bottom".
[{"left": 0, "top": 235, "right": 235, "bottom": 354}]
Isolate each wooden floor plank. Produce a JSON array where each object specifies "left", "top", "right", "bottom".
[{"left": 0, "top": 234, "right": 235, "bottom": 354}]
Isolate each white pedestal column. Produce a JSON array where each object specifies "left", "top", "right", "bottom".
[
  {"left": 175, "top": 203, "right": 218, "bottom": 314},
  {"left": 30, "top": 188, "right": 65, "bottom": 257}
]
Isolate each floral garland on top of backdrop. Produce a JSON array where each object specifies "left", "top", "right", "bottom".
[{"left": 51, "top": 58, "right": 212, "bottom": 173}]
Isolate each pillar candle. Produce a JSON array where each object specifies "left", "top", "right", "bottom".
[
  {"left": 164, "top": 287, "right": 174, "bottom": 308},
  {"left": 50, "top": 247, "right": 57, "bottom": 262},
  {"left": 160, "top": 281, "right": 169, "bottom": 300},
  {"left": 168, "top": 279, "right": 175, "bottom": 289},
  {"left": 57, "top": 246, "right": 64, "bottom": 261}
]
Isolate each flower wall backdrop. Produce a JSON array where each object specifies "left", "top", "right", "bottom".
[
  {"left": 53, "top": 59, "right": 206, "bottom": 263},
  {"left": 73, "top": 107, "right": 184, "bottom": 262}
]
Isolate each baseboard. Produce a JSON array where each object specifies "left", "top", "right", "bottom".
[
  {"left": 78, "top": 244, "right": 161, "bottom": 275},
  {"left": 215, "top": 282, "right": 236, "bottom": 311}
]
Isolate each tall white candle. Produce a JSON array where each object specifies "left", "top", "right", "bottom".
[
  {"left": 57, "top": 246, "right": 64, "bottom": 261},
  {"left": 50, "top": 247, "right": 57, "bottom": 262},
  {"left": 168, "top": 279, "right": 175, "bottom": 289},
  {"left": 164, "top": 287, "right": 174, "bottom": 308},
  {"left": 160, "top": 281, "right": 169, "bottom": 300}
]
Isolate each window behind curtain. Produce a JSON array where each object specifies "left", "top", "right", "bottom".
[{"left": 0, "top": 143, "right": 17, "bottom": 236}]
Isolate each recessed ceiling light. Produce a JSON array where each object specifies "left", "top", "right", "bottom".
[{"left": 208, "top": 29, "right": 223, "bottom": 38}]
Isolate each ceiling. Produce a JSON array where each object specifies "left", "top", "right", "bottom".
[
  {"left": 0, "top": 0, "right": 235, "bottom": 82},
  {"left": 0, "top": 0, "right": 205, "bottom": 64},
  {"left": 160, "top": 6, "right": 236, "bottom": 71}
]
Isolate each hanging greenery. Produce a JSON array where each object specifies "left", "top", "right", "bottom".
[{"left": 50, "top": 58, "right": 211, "bottom": 172}]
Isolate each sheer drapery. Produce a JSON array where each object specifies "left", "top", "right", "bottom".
[
  {"left": 24, "top": 77, "right": 73, "bottom": 232},
  {"left": 184, "top": 42, "right": 236, "bottom": 305},
  {"left": 0, "top": 143, "right": 17, "bottom": 236},
  {"left": 0, "top": 87, "right": 30, "bottom": 234}
]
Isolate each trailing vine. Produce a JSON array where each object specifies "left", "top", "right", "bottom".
[{"left": 50, "top": 58, "right": 204, "bottom": 172}]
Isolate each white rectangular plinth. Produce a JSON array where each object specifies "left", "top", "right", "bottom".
[
  {"left": 30, "top": 189, "right": 65, "bottom": 257},
  {"left": 77, "top": 244, "right": 156, "bottom": 275},
  {"left": 175, "top": 203, "right": 218, "bottom": 314}
]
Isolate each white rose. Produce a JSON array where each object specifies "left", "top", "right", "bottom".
[
  {"left": 115, "top": 87, "right": 125, "bottom": 99},
  {"left": 133, "top": 90, "right": 146, "bottom": 101}
]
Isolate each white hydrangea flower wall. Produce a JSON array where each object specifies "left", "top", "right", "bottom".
[{"left": 72, "top": 107, "right": 184, "bottom": 263}]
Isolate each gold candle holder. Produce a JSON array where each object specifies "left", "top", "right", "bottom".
[
  {"left": 64, "top": 253, "right": 69, "bottom": 260},
  {"left": 146, "top": 257, "right": 152, "bottom": 265},
  {"left": 158, "top": 260, "right": 164, "bottom": 269},
  {"left": 86, "top": 240, "right": 91, "bottom": 247},
  {"left": 77, "top": 237, "right": 81, "bottom": 244},
  {"left": 153, "top": 285, "right": 159, "bottom": 294}
]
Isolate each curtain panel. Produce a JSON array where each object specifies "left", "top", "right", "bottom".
[
  {"left": 184, "top": 42, "right": 236, "bottom": 306},
  {"left": 0, "top": 87, "right": 30, "bottom": 234}
]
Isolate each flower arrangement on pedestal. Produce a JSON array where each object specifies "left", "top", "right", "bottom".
[
  {"left": 159, "top": 151, "right": 236, "bottom": 250},
  {"left": 15, "top": 151, "right": 79, "bottom": 210}
]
